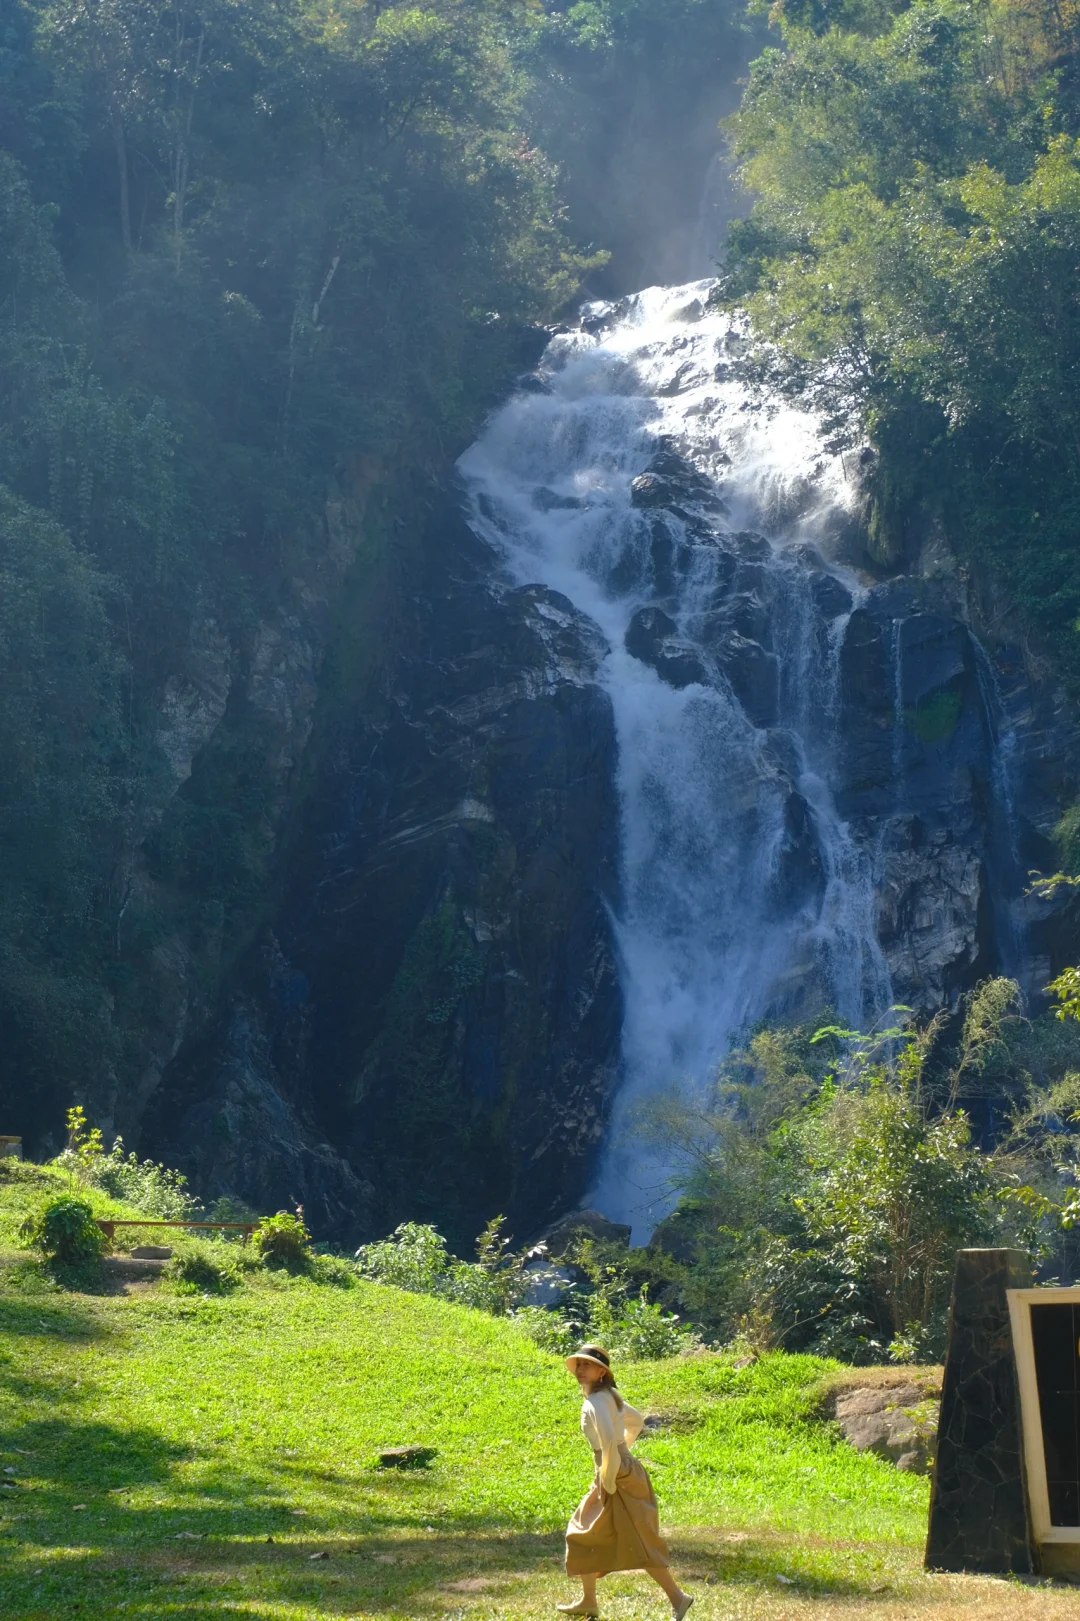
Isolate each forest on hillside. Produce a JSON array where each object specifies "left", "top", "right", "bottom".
[
  {"left": 724, "top": 0, "right": 1080, "bottom": 685},
  {"left": 0, "top": 0, "right": 751, "bottom": 1145}
]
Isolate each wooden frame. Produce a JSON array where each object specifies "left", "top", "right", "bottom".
[{"left": 1007, "top": 1286, "right": 1080, "bottom": 1551}]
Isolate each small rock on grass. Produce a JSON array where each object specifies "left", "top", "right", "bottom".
[
  {"left": 378, "top": 1445, "right": 436, "bottom": 1468},
  {"left": 309, "top": 1551, "right": 329, "bottom": 1560}
]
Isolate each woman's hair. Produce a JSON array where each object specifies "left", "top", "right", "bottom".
[{"left": 578, "top": 1343, "right": 624, "bottom": 1410}]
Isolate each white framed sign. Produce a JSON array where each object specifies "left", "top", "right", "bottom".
[{"left": 1007, "top": 1286, "right": 1080, "bottom": 1567}]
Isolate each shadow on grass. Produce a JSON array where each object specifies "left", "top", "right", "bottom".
[
  {"left": 0, "top": 1289, "right": 110, "bottom": 1340},
  {"left": 1, "top": 1521, "right": 960, "bottom": 1621}
]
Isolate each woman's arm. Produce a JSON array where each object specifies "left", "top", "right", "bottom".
[
  {"left": 587, "top": 1394, "right": 621, "bottom": 1495},
  {"left": 621, "top": 1400, "right": 645, "bottom": 1447}
]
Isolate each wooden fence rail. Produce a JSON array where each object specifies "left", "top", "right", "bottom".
[{"left": 96, "top": 1219, "right": 256, "bottom": 1243}]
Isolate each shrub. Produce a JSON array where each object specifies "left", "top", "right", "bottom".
[
  {"left": 622, "top": 985, "right": 1080, "bottom": 1360},
  {"left": 253, "top": 1210, "right": 312, "bottom": 1271},
  {"left": 353, "top": 1216, "right": 698, "bottom": 1358},
  {"left": 309, "top": 1252, "right": 357, "bottom": 1288},
  {"left": 356, "top": 1216, "right": 557, "bottom": 1316},
  {"left": 355, "top": 1221, "right": 452, "bottom": 1293},
  {"left": 164, "top": 1239, "right": 243, "bottom": 1294},
  {"left": 512, "top": 1305, "right": 582, "bottom": 1356},
  {"left": 207, "top": 1195, "right": 257, "bottom": 1227},
  {"left": 605, "top": 1292, "right": 698, "bottom": 1360},
  {"left": 21, "top": 1195, "right": 109, "bottom": 1268},
  {"left": 56, "top": 1106, "right": 200, "bottom": 1220}
]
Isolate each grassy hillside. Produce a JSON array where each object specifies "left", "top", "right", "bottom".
[{"left": 0, "top": 1167, "right": 1075, "bottom": 1619}]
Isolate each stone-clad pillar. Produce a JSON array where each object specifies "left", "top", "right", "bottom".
[{"left": 925, "top": 1248, "right": 1035, "bottom": 1573}]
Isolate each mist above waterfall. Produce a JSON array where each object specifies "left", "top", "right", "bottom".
[{"left": 459, "top": 282, "right": 906, "bottom": 1234}]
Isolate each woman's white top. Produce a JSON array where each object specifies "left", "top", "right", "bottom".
[{"left": 581, "top": 1387, "right": 645, "bottom": 1493}]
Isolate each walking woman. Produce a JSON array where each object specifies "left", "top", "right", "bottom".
[{"left": 559, "top": 1344, "right": 693, "bottom": 1620}]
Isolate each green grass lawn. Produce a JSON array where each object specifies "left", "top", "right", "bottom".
[{"left": 0, "top": 1165, "right": 1074, "bottom": 1620}]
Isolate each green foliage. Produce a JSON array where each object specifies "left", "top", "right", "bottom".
[
  {"left": 355, "top": 1214, "right": 546, "bottom": 1316},
  {"left": 55, "top": 1106, "right": 201, "bottom": 1219},
  {"left": 1050, "top": 964, "right": 1080, "bottom": 1024},
  {"left": 723, "top": 0, "right": 1080, "bottom": 676},
  {"left": 595, "top": 1289, "right": 695, "bottom": 1359},
  {"left": 1053, "top": 806, "right": 1080, "bottom": 875},
  {"left": 511, "top": 1302, "right": 582, "bottom": 1355},
  {"left": 903, "top": 687, "right": 961, "bottom": 744},
  {"left": 565, "top": 1233, "right": 703, "bottom": 1356},
  {"left": 356, "top": 1214, "right": 701, "bottom": 1356},
  {"left": 1, "top": 0, "right": 644, "bottom": 1152},
  {"left": 70, "top": 1142, "right": 200, "bottom": 1220},
  {"left": 632, "top": 984, "right": 1080, "bottom": 1361},
  {"left": 253, "top": 1210, "right": 313, "bottom": 1272},
  {"left": 308, "top": 1251, "right": 358, "bottom": 1288},
  {"left": 20, "top": 1193, "right": 109, "bottom": 1268},
  {"left": 355, "top": 1220, "right": 453, "bottom": 1294},
  {"left": 162, "top": 1237, "right": 243, "bottom": 1294}
]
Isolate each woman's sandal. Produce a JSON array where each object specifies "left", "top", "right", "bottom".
[
  {"left": 556, "top": 1605, "right": 598, "bottom": 1617},
  {"left": 672, "top": 1594, "right": 695, "bottom": 1621}
]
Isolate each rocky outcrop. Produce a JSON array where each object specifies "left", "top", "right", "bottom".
[
  {"left": 541, "top": 1207, "right": 633, "bottom": 1257},
  {"left": 147, "top": 502, "right": 622, "bottom": 1246},
  {"left": 830, "top": 1378, "right": 941, "bottom": 1474},
  {"left": 102, "top": 473, "right": 388, "bottom": 1155}
]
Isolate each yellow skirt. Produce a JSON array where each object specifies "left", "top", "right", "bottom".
[{"left": 565, "top": 1456, "right": 670, "bottom": 1575}]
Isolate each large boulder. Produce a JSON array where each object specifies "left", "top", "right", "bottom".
[
  {"left": 630, "top": 450, "right": 725, "bottom": 517},
  {"left": 540, "top": 1207, "right": 632, "bottom": 1258},
  {"left": 830, "top": 1380, "right": 940, "bottom": 1474},
  {"left": 715, "top": 633, "right": 779, "bottom": 727},
  {"left": 625, "top": 606, "right": 708, "bottom": 689}
]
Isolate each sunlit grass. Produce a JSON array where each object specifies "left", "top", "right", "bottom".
[{"left": 0, "top": 1183, "right": 1073, "bottom": 1619}]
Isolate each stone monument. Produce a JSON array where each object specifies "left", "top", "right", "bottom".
[{"left": 925, "top": 1247, "right": 1035, "bottom": 1574}]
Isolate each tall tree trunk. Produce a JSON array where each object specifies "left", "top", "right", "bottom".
[
  {"left": 172, "top": 23, "right": 205, "bottom": 262},
  {"left": 112, "top": 106, "right": 132, "bottom": 256}
]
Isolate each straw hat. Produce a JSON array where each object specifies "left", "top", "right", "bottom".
[{"left": 565, "top": 1344, "right": 612, "bottom": 1375}]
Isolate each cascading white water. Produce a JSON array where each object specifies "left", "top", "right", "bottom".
[{"left": 459, "top": 280, "right": 896, "bottom": 1234}]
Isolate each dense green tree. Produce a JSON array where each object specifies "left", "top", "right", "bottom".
[{"left": 724, "top": 0, "right": 1080, "bottom": 659}]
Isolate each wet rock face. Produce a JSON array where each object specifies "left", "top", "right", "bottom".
[
  {"left": 155, "top": 502, "right": 622, "bottom": 1247},
  {"left": 630, "top": 450, "right": 726, "bottom": 518},
  {"left": 625, "top": 606, "right": 708, "bottom": 689},
  {"left": 832, "top": 582, "right": 1072, "bottom": 1010},
  {"left": 620, "top": 546, "right": 1078, "bottom": 1015}
]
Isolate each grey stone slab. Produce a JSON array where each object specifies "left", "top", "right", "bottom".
[{"left": 925, "top": 1248, "right": 1035, "bottom": 1574}]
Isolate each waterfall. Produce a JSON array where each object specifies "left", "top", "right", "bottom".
[{"left": 460, "top": 280, "right": 899, "bottom": 1234}]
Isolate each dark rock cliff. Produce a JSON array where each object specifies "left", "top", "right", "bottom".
[
  {"left": 144, "top": 501, "right": 622, "bottom": 1246},
  {"left": 139, "top": 476, "right": 1080, "bottom": 1245}
]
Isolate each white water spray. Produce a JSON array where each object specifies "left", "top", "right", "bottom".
[{"left": 460, "top": 282, "right": 894, "bottom": 1234}]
